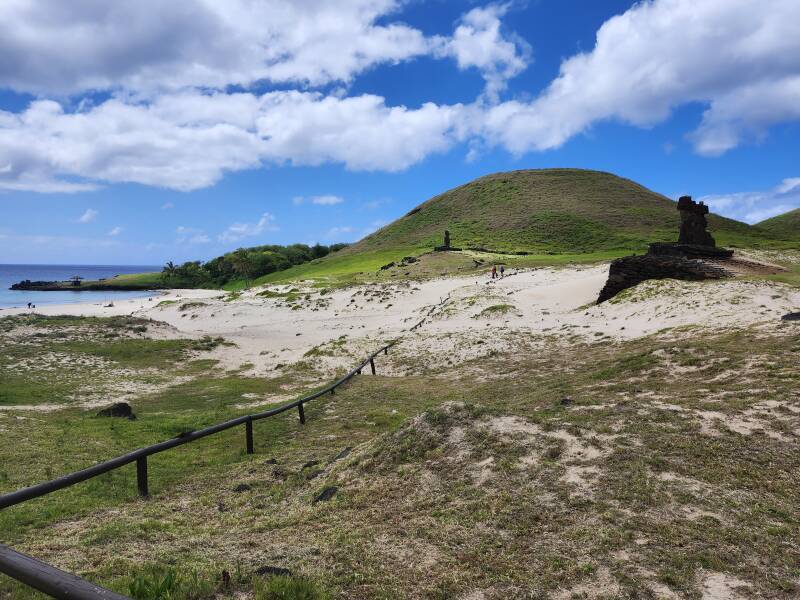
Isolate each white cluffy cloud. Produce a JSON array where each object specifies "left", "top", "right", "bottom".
[
  {"left": 699, "top": 177, "right": 800, "bottom": 224},
  {"left": 107, "top": 226, "right": 122, "bottom": 236},
  {"left": 77, "top": 208, "right": 98, "bottom": 223},
  {"left": 324, "top": 225, "right": 356, "bottom": 241},
  {"left": 293, "top": 195, "right": 345, "bottom": 206},
  {"left": 0, "top": 92, "right": 463, "bottom": 192},
  {"left": 218, "top": 212, "right": 278, "bottom": 243},
  {"left": 0, "top": 0, "right": 799, "bottom": 196},
  {"left": 479, "top": 0, "right": 800, "bottom": 155},
  {"left": 176, "top": 225, "right": 211, "bottom": 244},
  {"left": 0, "top": 0, "right": 527, "bottom": 95},
  {"left": 439, "top": 4, "right": 531, "bottom": 101},
  {"left": 0, "top": 1, "right": 428, "bottom": 94}
]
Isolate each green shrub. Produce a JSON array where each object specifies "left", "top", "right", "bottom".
[{"left": 128, "top": 567, "right": 214, "bottom": 600}]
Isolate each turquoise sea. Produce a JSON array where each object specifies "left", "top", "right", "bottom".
[{"left": 0, "top": 264, "right": 161, "bottom": 309}]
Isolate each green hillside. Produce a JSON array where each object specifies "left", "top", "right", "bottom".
[
  {"left": 260, "top": 169, "right": 774, "bottom": 284},
  {"left": 756, "top": 208, "right": 800, "bottom": 241},
  {"left": 348, "top": 169, "right": 761, "bottom": 254}
]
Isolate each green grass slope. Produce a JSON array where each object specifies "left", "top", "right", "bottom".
[
  {"left": 259, "top": 169, "right": 773, "bottom": 284},
  {"left": 350, "top": 169, "right": 763, "bottom": 254},
  {"left": 756, "top": 208, "right": 800, "bottom": 241}
]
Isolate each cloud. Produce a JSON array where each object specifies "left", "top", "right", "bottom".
[
  {"left": 0, "top": 0, "right": 437, "bottom": 95},
  {"left": 77, "top": 208, "right": 98, "bottom": 223},
  {"left": 363, "top": 219, "right": 387, "bottom": 235},
  {"left": 161, "top": 201, "right": 174, "bottom": 210},
  {"left": 218, "top": 212, "right": 277, "bottom": 243},
  {"left": 477, "top": 0, "right": 800, "bottom": 155},
  {"left": 363, "top": 199, "right": 388, "bottom": 210},
  {"left": 294, "top": 195, "right": 345, "bottom": 206},
  {"left": 699, "top": 177, "right": 800, "bottom": 224},
  {"left": 1, "top": 0, "right": 798, "bottom": 197},
  {"left": 176, "top": 225, "right": 211, "bottom": 244},
  {"left": 776, "top": 178, "right": 800, "bottom": 194},
  {"left": 324, "top": 225, "right": 356, "bottom": 241},
  {"left": 0, "top": 92, "right": 463, "bottom": 192},
  {"left": 107, "top": 226, "right": 122, "bottom": 236},
  {"left": 438, "top": 3, "right": 530, "bottom": 101}
]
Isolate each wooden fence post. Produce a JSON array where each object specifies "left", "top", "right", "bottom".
[
  {"left": 136, "top": 456, "right": 148, "bottom": 498},
  {"left": 370, "top": 358, "right": 376, "bottom": 375},
  {"left": 245, "top": 418, "right": 254, "bottom": 455},
  {"left": 298, "top": 402, "right": 305, "bottom": 425}
]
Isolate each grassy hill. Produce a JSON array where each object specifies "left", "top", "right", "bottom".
[
  {"left": 260, "top": 169, "right": 774, "bottom": 284},
  {"left": 350, "top": 169, "right": 764, "bottom": 254},
  {"left": 756, "top": 208, "right": 800, "bottom": 241}
]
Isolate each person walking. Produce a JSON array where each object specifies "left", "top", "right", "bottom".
[
  {"left": 491, "top": 265, "right": 497, "bottom": 279},
  {"left": 499, "top": 265, "right": 505, "bottom": 278}
]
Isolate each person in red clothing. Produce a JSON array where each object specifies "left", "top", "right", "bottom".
[{"left": 491, "top": 265, "right": 497, "bottom": 279}]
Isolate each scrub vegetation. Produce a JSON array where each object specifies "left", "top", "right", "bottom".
[{"left": 1, "top": 310, "right": 798, "bottom": 599}]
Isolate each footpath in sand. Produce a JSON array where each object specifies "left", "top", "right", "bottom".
[{"left": 3, "top": 264, "right": 798, "bottom": 377}]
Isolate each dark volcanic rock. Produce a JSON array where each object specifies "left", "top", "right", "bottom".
[
  {"left": 781, "top": 312, "right": 800, "bottom": 321},
  {"left": 331, "top": 447, "right": 353, "bottom": 462},
  {"left": 96, "top": 402, "right": 135, "bottom": 420},
  {"left": 678, "top": 196, "right": 716, "bottom": 246},
  {"left": 256, "top": 565, "right": 292, "bottom": 578},
  {"left": 648, "top": 242, "right": 733, "bottom": 259},
  {"left": 313, "top": 486, "right": 338, "bottom": 503},
  {"left": 596, "top": 195, "right": 735, "bottom": 303},
  {"left": 597, "top": 255, "right": 732, "bottom": 303},
  {"left": 233, "top": 483, "right": 252, "bottom": 493}
]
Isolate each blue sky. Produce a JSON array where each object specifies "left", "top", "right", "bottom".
[{"left": 0, "top": 0, "right": 798, "bottom": 265}]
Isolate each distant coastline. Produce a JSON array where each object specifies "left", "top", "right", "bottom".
[
  {"left": 0, "top": 264, "right": 161, "bottom": 309},
  {"left": 10, "top": 278, "right": 163, "bottom": 292}
]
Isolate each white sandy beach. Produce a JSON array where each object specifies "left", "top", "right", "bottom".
[{"left": 3, "top": 264, "right": 798, "bottom": 377}]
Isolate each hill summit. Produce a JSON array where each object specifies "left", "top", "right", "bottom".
[
  {"left": 757, "top": 208, "right": 800, "bottom": 241},
  {"left": 346, "top": 169, "right": 759, "bottom": 255}
]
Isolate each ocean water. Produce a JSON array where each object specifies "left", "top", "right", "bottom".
[{"left": 0, "top": 264, "right": 162, "bottom": 309}]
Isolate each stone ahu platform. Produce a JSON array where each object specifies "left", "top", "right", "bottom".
[
  {"left": 597, "top": 251, "right": 734, "bottom": 303},
  {"left": 597, "top": 196, "right": 736, "bottom": 303}
]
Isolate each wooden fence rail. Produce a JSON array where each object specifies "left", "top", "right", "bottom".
[
  {"left": 0, "top": 544, "right": 129, "bottom": 600},
  {"left": 0, "top": 341, "right": 396, "bottom": 598}
]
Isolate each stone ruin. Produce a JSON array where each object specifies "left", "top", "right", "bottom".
[
  {"left": 597, "top": 195, "right": 734, "bottom": 303},
  {"left": 678, "top": 196, "right": 715, "bottom": 246}
]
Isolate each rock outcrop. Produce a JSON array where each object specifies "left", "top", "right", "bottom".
[
  {"left": 597, "top": 195, "right": 734, "bottom": 303},
  {"left": 96, "top": 402, "right": 136, "bottom": 420},
  {"left": 597, "top": 255, "right": 732, "bottom": 303}
]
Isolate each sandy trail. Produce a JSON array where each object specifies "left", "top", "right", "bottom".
[{"left": 2, "top": 265, "right": 798, "bottom": 375}]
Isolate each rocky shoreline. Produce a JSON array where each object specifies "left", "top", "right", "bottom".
[{"left": 10, "top": 279, "right": 164, "bottom": 292}]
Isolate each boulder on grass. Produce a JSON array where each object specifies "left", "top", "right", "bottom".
[{"left": 96, "top": 402, "right": 136, "bottom": 420}]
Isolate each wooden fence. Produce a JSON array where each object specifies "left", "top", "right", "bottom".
[{"left": 0, "top": 341, "right": 395, "bottom": 598}]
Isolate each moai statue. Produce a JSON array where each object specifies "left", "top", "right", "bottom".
[
  {"left": 677, "top": 196, "right": 715, "bottom": 247},
  {"left": 443, "top": 230, "right": 451, "bottom": 249}
]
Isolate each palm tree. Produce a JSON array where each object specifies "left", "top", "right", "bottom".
[{"left": 161, "top": 261, "right": 177, "bottom": 283}]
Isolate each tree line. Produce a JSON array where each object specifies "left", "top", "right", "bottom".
[{"left": 161, "top": 243, "right": 348, "bottom": 287}]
